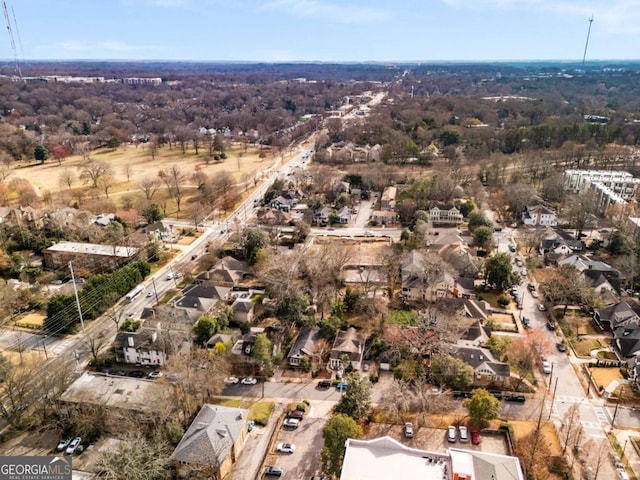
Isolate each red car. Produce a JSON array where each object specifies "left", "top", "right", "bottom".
[{"left": 471, "top": 430, "right": 480, "bottom": 445}]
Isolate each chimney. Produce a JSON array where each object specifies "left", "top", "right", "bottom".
[
  {"left": 127, "top": 336, "right": 134, "bottom": 348},
  {"left": 151, "top": 330, "right": 157, "bottom": 342}
]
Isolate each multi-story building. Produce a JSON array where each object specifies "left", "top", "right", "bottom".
[
  {"left": 522, "top": 205, "right": 557, "bottom": 226},
  {"left": 43, "top": 241, "right": 138, "bottom": 273},
  {"left": 564, "top": 169, "right": 640, "bottom": 199}
]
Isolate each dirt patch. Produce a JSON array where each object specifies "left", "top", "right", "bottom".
[
  {"left": 572, "top": 338, "right": 604, "bottom": 357},
  {"left": 589, "top": 367, "right": 623, "bottom": 390},
  {"left": 509, "top": 421, "right": 562, "bottom": 454},
  {"left": 488, "top": 313, "right": 518, "bottom": 332},
  {"left": 0, "top": 429, "right": 60, "bottom": 456},
  {"left": 0, "top": 348, "right": 44, "bottom": 367}
]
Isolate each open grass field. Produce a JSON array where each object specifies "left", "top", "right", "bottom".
[
  {"left": 8, "top": 142, "right": 288, "bottom": 210},
  {"left": 13, "top": 312, "right": 45, "bottom": 328},
  {"left": 0, "top": 347, "right": 43, "bottom": 367}
]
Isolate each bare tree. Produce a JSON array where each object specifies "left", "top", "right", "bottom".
[
  {"left": 58, "top": 168, "right": 76, "bottom": 190},
  {"left": 122, "top": 164, "right": 134, "bottom": 182},
  {"left": 582, "top": 438, "right": 609, "bottom": 480},
  {"left": 138, "top": 177, "right": 160, "bottom": 200},
  {"left": 95, "top": 432, "right": 173, "bottom": 480},
  {"left": 79, "top": 158, "right": 113, "bottom": 188},
  {"left": 158, "top": 165, "right": 187, "bottom": 212},
  {"left": 560, "top": 404, "right": 582, "bottom": 456},
  {"left": 97, "top": 174, "right": 115, "bottom": 198},
  {"left": 84, "top": 330, "right": 110, "bottom": 367}
]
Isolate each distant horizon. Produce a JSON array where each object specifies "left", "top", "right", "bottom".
[
  {"left": 4, "top": 58, "right": 640, "bottom": 66},
  {"left": 5, "top": 1, "right": 640, "bottom": 64}
]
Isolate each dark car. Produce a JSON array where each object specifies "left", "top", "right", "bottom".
[
  {"left": 113, "top": 370, "right": 127, "bottom": 377},
  {"left": 317, "top": 380, "right": 332, "bottom": 389},
  {"left": 522, "top": 317, "right": 531, "bottom": 329},
  {"left": 128, "top": 370, "right": 145, "bottom": 378},
  {"left": 288, "top": 410, "right": 304, "bottom": 421},
  {"left": 452, "top": 390, "right": 464, "bottom": 399},
  {"left": 264, "top": 466, "right": 283, "bottom": 477},
  {"left": 489, "top": 391, "right": 503, "bottom": 400},
  {"left": 556, "top": 342, "right": 567, "bottom": 352},
  {"left": 546, "top": 322, "right": 556, "bottom": 331},
  {"left": 505, "top": 394, "right": 526, "bottom": 403}
]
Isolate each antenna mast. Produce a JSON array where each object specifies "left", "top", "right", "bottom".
[
  {"left": 2, "top": 0, "right": 22, "bottom": 81},
  {"left": 582, "top": 15, "right": 594, "bottom": 66}
]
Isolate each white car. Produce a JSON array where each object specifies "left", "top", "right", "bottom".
[
  {"left": 276, "top": 442, "right": 296, "bottom": 453},
  {"left": 146, "top": 291, "right": 153, "bottom": 298},
  {"left": 241, "top": 377, "right": 257, "bottom": 385},
  {"left": 542, "top": 361, "right": 552, "bottom": 374},
  {"left": 166, "top": 273, "right": 174, "bottom": 280},
  {"left": 530, "top": 291, "right": 539, "bottom": 298},
  {"left": 147, "top": 371, "right": 162, "bottom": 379},
  {"left": 537, "top": 303, "right": 546, "bottom": 311},
  {"left": 459, "top": 426, "right": 469, "bottom": 442},
  {"left": 224, "top": 376, "right": 240, "bottom": 384},
  {"left": 65, "top": 437, "right": 82, "bottom": 455},
  {"left": 447, "top": 425, "right": 457, "bottom": 443},
  {"left": 56, "top": 438, "right": 71, "bottom": 452}
]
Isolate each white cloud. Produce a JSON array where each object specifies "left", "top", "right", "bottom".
[
  {"left": 258, "top": 0, "right": 389, "bottom": 25},
  {"left": 441, "top": 0, "right": 640, "bottom": 34}
]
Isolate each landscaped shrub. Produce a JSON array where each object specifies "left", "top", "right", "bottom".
[{"left": 497, "top": 295, "right": 510, "bottom": 307}]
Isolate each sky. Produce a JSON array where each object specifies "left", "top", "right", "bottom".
[{"left": 4, "top": 0, "right": 639, "bottom": 62}]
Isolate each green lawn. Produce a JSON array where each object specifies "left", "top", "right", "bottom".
[
  {"left": 249, "top": 401, "right": 275, "bottom": 425},
  {"left": 388, "top": 309, "right": 418, "bottom": 326}
]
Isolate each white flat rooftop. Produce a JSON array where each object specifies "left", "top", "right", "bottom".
[{"left": 46, "top": 241, "right": 137, "bottom": 258}]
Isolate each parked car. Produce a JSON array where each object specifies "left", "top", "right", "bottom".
[
  {"left": 241, "top": 377, "right": 257, "bottom": 385},
  {"left": 276, "top": 443, "right": 296, "bottom": 453},
  {"left": 542, "top": 361, "right": 552, "bottom": 374},
  {"left": 66, "top": 437, "right": 82, "bottom": 455},
  {"left": 556, "top": 342, "right": 567, "bottom": 352},
  {"left": 165, "top": 273, "right": 174, "bottom": 280},
  {"left": 264, "top": 466, "right": 283, "bottom": 477},
  {"left": 546, "top": 322, "right": 556, "bottom": 331},
  {"left": 489, "top": 391, "right": 503, "bottom": 400},
  {"left": 336, "top": 381, "right": 348, "bottom": 391},
  {"left": 508, "top": 244, "right": 516, "bottom": 252},
  {"left": 56, "top": 438, "right": 71, "bottom": 452},
  {"left": 447, "top": 425, "right": 457, "bottom": 443},
  {"left": 538, "top": 303, "right": 546, "bottom": 311},
  {"left": 522, "top": 317, "right": 531, "bottom": 329},
  {"left": 283, "top": 418, "right": 300, "bottom": 429},
  {"left": 288, "top": 410, "right": 304, "bottom": 421},
  {"left": 459, "top": 426, "right": 469, "bottom": 443},
  {"left": 147, "top": 371, "right": 162, "bottom": 379},
  {"left": 505, "top": 394, "right": 526, "bottom": 403},
  {"left": 531, "top": 291, "right": 539, "bottom": 298},
  {"left": 128, "top": 370, "right": 145, "bottom": 378},
  {"left": 146, "top": 291, "right": 153, "bottom": 298},
  {"left": 224, "top": 376, "right": 240, "bottom": 384},
  {"left": 404, "top": 422, "right": 414, "bottom": 438},
  {"left": 527, "top": 283, "right": 536, "bottom": 292},
  {"left": 317, "top": 380, "right": 332, "bottom": 389},
  {"left": 471, "top": 430, "right": 481, "bottom": 445},
  {"left": 520, "top": 269, "right": 528, "bottom": 276}
]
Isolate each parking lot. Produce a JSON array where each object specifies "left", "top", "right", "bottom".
[
  {"left": 365, "top": 422, "right": 510, "bottom": 456},
  {"left": 263, "top": 401, "right": 333, "bottom": 479}
]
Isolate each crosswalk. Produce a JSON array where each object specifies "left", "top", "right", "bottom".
[{"left": 545, "top": 398, "right": 611, "bottom": 439}]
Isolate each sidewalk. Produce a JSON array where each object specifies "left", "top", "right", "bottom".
[
  {"left": 229, "top": 402, "right": 285, "bottom": 480},
  {"left": 613, "top": 429, "right": 640, "bottom": 478}
]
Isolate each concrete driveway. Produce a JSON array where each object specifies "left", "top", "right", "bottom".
[{"left": 263, "top": 401, "right": 332, "bottom": 479}]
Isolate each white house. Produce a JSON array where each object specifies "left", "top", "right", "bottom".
[{"left": 522, "top": 205, "right": 557, "bottom": 226}]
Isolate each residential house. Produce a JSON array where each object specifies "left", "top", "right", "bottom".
[
  {"left": 5, "top": 206, "right": 43, "bottom": 228},
  {"left": 400, "top": 250, "right": 454, "bottom": 303},
  {"left": 333, "top": 180, "right": 350, "bottom": 194},
  {"left": 231, "top": 327, "right": 265, "bottom": 356},
  {"left": 206, "top": 333, "right": 235, "bottom": 350},
  {"left": 437, "top": 298, "right": 490, "bottom": 323},
  {"left": 170, "top": 404, "right": 249, "bottom": 479},
  {"left": 231, "top": 297, "right": 254, "bottom": 324},
  {"left": 195, "top": 256, "right": 250, "bottom": 287},
  {"left": 522, "top": 205, "right": 557, "bottom": 226},
  {"left": 459, "top": 320, "right": 492, "bottom": 347},
  {"left": 114, "top": 327, "right": 169, "bottom": 366},
  {"left": 340, "top": 436, "right": 523, "bottom": 480},
  {"left": 43, "top": 241, "right": 138, "bottom": 273},
  {"left": 141, "top": 221, "right": 173, "bottom": 242},
  {"left": 328, "top": 327, "right": 365, "bottom": 371},
  {"left": 452, "top": 277, "right": 476, "bottom": 299},
  {"left": 380, "top": 186, "right": 397, "bottom": 210},
  {"left": 540, "top": 230, "right": 585, "bottom": 257},
  {"left": 270, "top": 195, "right": 291, "bottom": 212},
  {"left": 314, "top": 206, "right": 332, "bottom": 225},
  {"left": 257, "top": 208, "right": 291, "bottom": 226},
  {"left": 371, "top": 210, "right": 398, "bottom": 225},
  {"left": 174, "top": 284, "right": 230, "bottom": 318},
  {"left": 336, "top": 206, "right": 351, "bottom": 224},
  {"left": 455, "top": 346, "right": 510, "bottom": 384},
  {"left": 287, "top": 326, "right": 323, "bottom": 367},
  {"left": 428, "top": 205, "right": 463, "bottom": 225}
]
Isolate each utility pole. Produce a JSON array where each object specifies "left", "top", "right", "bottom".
[
  {"left": 69, "top": 261, "right": 85, "bottom": 333},
  {"left": 548, "top": 377, "right": 559, "bottom": 420},
  {"left": 151, "top": 277, "right": 160, "bottom": 306},
  {"left": 582, "top": 16, "right": 594, "bottom": 66},
  {"left": 611, "top": 386, "right": 624, "bottom": 429}
]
